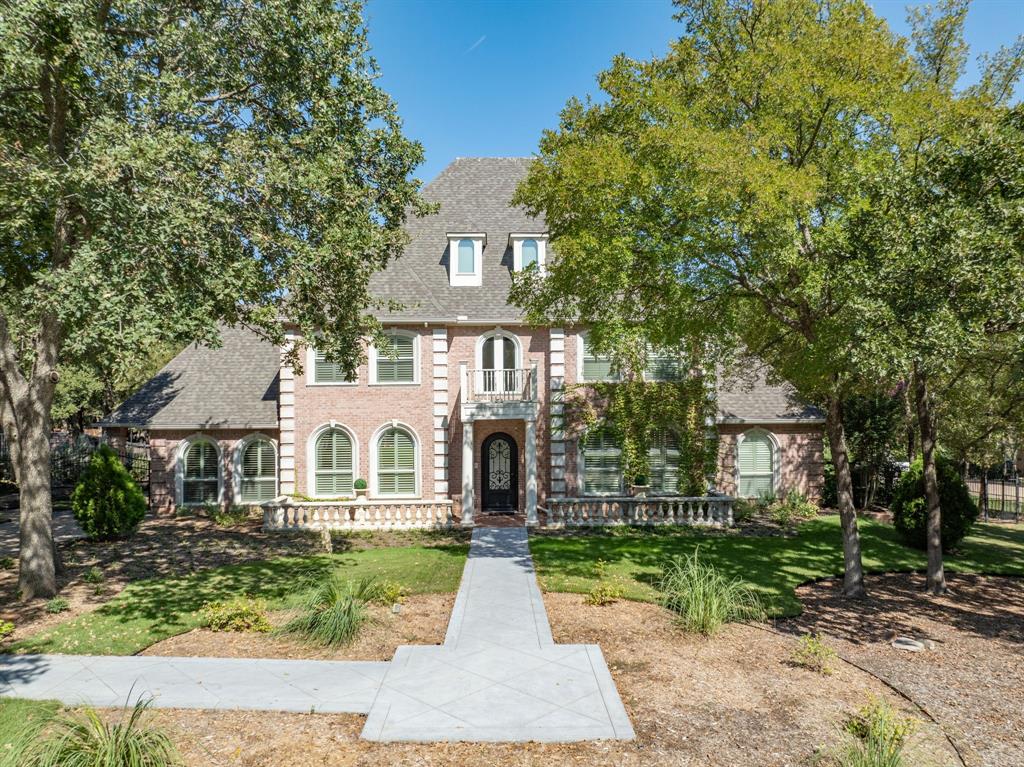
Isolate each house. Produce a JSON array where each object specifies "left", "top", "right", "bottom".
[{"left": 100, "top": 158, "right": 824, "bottom": 528}]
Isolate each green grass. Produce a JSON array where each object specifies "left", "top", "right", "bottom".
[
  {"left": 530, "top": 516, "right": 1024, "bottom": 615},
  {"left": 9, "top": 544, "right": 467, "bottom": 656},
  {"left": 0, "top": 698, "right": 61, "bottom": 767}
]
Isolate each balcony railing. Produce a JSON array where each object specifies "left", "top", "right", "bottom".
[{"left": 466, "top": 367, "right": 535, "bottom": 402}]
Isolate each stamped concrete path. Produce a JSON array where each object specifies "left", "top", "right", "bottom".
[{"left": 0, "top": 526, "right": 634, "bottom": 743}]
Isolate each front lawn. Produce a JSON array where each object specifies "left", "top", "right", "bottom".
[
  {"left": 8, "top": 544, "right": 467, "bottom": 656},
  {"left": 530, "top": 516, "right": 1024, "bottom": 615}
]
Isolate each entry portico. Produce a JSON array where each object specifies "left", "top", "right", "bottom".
[{"left": 459, "top": 360, "right": 540, "bottom": 526}]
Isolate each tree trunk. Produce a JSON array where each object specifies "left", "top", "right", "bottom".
[
  {"left": 914, "top": 365, "right": 946, "bottom": 595},
  {"left": 824, "top": 395, "right": 867, "bottom": 598},
  {"left": 16, "top": 422, "right": 58, "bottom": 599}
]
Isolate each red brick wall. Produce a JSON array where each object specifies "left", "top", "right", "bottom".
[{"left": 716, "top": 423, "right": 825, "bottom": 501}]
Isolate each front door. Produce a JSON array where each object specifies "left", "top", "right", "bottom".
[{"left": 481, "top": 433, "right": 518, "bottom": 512}]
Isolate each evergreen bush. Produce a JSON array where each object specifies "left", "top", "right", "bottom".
[
  {"left": 891, "top": 455, "right": 977, "bottom": 551},
  {"left": 70, "top": 445, "right": 146, "bottom": 540}
]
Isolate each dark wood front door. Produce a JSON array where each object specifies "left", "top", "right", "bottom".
[{"left": 481, "top": 433, "right": 518, "bottom": 512}]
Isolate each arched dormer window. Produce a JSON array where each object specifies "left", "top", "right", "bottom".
[{"left": 457, "top": 239, "right": 475, "bottom": 274}]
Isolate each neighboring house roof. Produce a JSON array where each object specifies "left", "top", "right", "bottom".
[
  {"left": 717, "top": 367, "right": 823, "bottom": 423},
  {"left": 369, "top": 157, "right": 539, "bottom": 323},
  {"left": 99, "top": 325, "right": 279, "bottom": 430}
]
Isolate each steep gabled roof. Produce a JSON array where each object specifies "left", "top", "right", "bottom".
[
  {"left": 717, "top": 367, "right": 823, "bottom": 422},
  {"left": 369, "top": 157, "right": 538, "bottom": 322},
  {"left": 99, "top": 325, "right": 279, "bottom": 430}
]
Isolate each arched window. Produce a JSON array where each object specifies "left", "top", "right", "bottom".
[
  {"left": 738, "top": 430, "right": 776, "bottom": 498},
  {"left": 477, "top": 330, "right": 521, "bottom": 393},
  {"left": 457, "top": 238, "right": 475, "bottom": 274},
  {"left": 581, "top": 428, "right": 622, "bottom": 495},
  {"left": 181, "top": 439, "right": 220, "bottom": 505},
  {"left": 521, "top": 238, "right": 538, "bottom": 269},
  {"left": 376, "top": 426, "right": 417, "bottom": 496},
  {"left": 648, "top": 430, "right": 681, "bottom": 494},
  {"left": 314, "top": 428, "right": 355, "bottom": 496},
  {"left": 239, "top": 438, "right": 277, "bottom": 503},
  {"left": 373, "top": 331, "right": 417, "bottom": 384}
]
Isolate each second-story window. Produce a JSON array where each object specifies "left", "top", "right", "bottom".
[
  {"left": 311, "top": 349, "right": 356, "bottom": 385},
  {"left": 457, "top": 238, "right": 475, "bottom": 274},
  {"left": 478, "top": 330, "right": 521, "bottom": 393},
  {"left": 579, "top": 333, "right": 618, "bottom": 382},
  {"left": 373, "top": 331, "right": 417, "bottom": 384}
]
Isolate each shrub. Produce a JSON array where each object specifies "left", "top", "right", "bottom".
[
  {"left": 891, "top": 455, "right": 978, "bottom": 551},
  {"left": 354, "top": 478, "right": 368, "bottom": 491},
  {"left": 27, "top": 698, "right": 180, "bottom": 767},
  {"left": 731, "top": 498, "right": 759, "bottom": 524},
  {"left": 363, "top": 579, "right": 406, "bottom": 606},
  {"left": 768, "top": 490, "right": 818, "bottom": 526},
  {"left": 791, "top": 632, "right": 837, "bottom": 675},
  {"left": 659, "top": 549, "right": 765, "bottom": 635},
  {"left": 70, "top": 444, "right": 147, "bottom": 540},
  {"left": 281, "top": 575, "right": 381, "bottom": 646},
  {"left": 0, "top": 620, "right": 14, "bottom": 640},
  {"left": 838, "top": 698, "right": 916, "bottom": 767},
  {"left": 199, "top": 596, "right": 272, "bottom": 633},
  {"left": 0, "top": 556, "right": 14, "bottom": 570},
  {"left": 82, "top": 566, "right": 104, "bottom": 585},
  {"left": 45, "top": 597, "right": 70, "bottom": 615},
  {"left": 204, "top": 504, "right": 251, "bottom": 527},
  {"left": 585, "top": 581, "right": 625, "bottom": 606}
]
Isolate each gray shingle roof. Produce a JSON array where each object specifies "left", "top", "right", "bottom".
[
  {"left": 100, "top": 325, "right": 279, "bottom": 430},
  {"left": 716, "top": 367, "right": 823, "bottom": 422},
  {"left": 369, "top": 157, "right": 539, "bottom": 322}
]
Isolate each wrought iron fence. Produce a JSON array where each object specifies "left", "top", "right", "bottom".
[{"left": 966, "top": 464, "right": 1022, "bottom": 523}]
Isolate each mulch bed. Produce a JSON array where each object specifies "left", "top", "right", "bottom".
[
  {"left": 783, "top": 572, "right": 1024, "bottom": 767},
  {"left": 140, "top": 594, "right": 454, "bottom": 662},
  {"left": 142, "top": 594, "right": 955, "bottom": 767}
]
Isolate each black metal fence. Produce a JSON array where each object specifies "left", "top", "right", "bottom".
[{"left": 966, "top": 464, "right": 1022, "bottom": 523}]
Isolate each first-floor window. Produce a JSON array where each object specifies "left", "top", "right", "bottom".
[
  {"left": 314, "top": 428, "right": 354, "bottom": 496},
  {"left": 240, "top": 438, "right": 277, "bottom": 503},
  {"left": 738, "top": 431, "right": 775, "bottom": 497},
  {"left": 648, "top": 430, "right": 681, "bottom": 493},
  {"left": 182, "top": 440, "right": 219, "bottom": 504},
  {"left": 376, "top": 427, "right": 416, "bottom": 495},
  {"left": 582, "top": 428, "right": 622, "bottom": 495}
]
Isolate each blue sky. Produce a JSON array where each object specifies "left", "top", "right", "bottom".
[{"left": 365, "top": 0, "right": 1024, "bottom": 184}]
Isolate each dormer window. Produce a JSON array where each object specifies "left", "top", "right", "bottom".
[
  {"left": 447, "top": 233, "right": 484, "bottom": 287},
  {"left": 509, "top": 233, "right": 547, "bottom": 272}
]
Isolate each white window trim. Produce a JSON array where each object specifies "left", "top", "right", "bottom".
[
  {"left": 370, "top": 420, "right": 421, "bottom": 500},
  {"left": 735, "top": 428, "right": 781, "bottom": 498},
  {"left": 447, "top": 233, "right": 485, "bottom": 287},
  {"left": 305, "top": 345, "right": 358, "bottom": 387},
  {"left": 509, "top": 233, "right": 548, "bottom": 273},
  {"left": 576, "top": 332, "right": 620, "bottom": 383},
  {"left": 643, "top": 345, "right": 684, "bottom": 382},
  {"left": 577, "top": 433, "right": 625, "bottom": 497},
  {"left": 176, "top": 434, "right": 223, "bottom": 507},
  {"left": 306, "top": 422, "right": 360, "bottom": 499},
  {"left": 233, "top": 433, "right": 279, "bottom": 504},
  {"left": 474, "top": 328, "right": 523, "bottom": 392},
  {"left": 369, "top": 329, "right": 420, "bottom": 386}
]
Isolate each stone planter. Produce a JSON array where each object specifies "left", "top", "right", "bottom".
[{"left": 629, "top": 484, "right": 650, "bottom": 498}]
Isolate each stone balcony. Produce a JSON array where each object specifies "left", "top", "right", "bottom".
[{"left": 459, "top": 362, "right": 540, "bottom": 421}]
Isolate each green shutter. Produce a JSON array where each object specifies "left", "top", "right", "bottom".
[
  {"left": 738, "top": 433, "right": 774, "bottom": 497},
  {"left": 313, "top": 350, "right": 350, "bottom": 384},
  {"left": 241, "top": 439, "right": 277, "bottom": 502},
  {"left": 183, "top": 441, "right": 219, "bottom": 504},
  {"left": 645, "top": 354, "right": 683, "bottom": 381},
  {"left": 649, "top": 430, "right": 680, "bottom": 493},
  {"left": 377, "top": 428, "right": 416, "bottom": 495},
  {"left": 314, "top": 429, "right": 353, "bottom": 496},
  {"left": 376, "top": 334, "right": 415, "bottom": 383},
  {"left": 583, "top": 430, "right": 622, "bottom": 495},
  {"left": 582, "top": 355, "right": 615, "bottom": 381}
]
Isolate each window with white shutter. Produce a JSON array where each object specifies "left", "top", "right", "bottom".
[
  {"left": 182, "top": 440, "right": 220, "bottom": 505},
  {"left": 240, "top": 439, "right": 277, "bottom": 503},
  {"left": 738, "top": 431, "right": 775, "bottom": 498},
  {"left": 314, "top": 428, "right": 354, "bottom": 496},
  {"left": 376, "top": 427, "right": 417, "bottom": 496},
  {"left": 648, "top": 430, "right": 681, "bottom": 493},
  {"left": 374, "top": 332, "right": 417, "bottom": 384},
  {"left": 582, "top": 429, "right": 623, "bottom": 495}
]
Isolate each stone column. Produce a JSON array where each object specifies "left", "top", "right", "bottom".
[
  {"left": 461, "top": 418, "right": 475, "bottom": 526},
  {"left": 525, "top": 417, "right": 538, "bottom": 526}
]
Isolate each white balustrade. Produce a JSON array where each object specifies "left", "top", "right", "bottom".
[{"left": 540, "top": 496, "right": 734, "bottom": 528}]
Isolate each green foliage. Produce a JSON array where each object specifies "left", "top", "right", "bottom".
[
  {"left": 891, "top": 456, "right": 978, "bottom": 551},
  {"left": 354, "top": 478, "right": 368, "bottom": 491},
  {"left": 659, "top": 549, "right": 765, "bottom": 635},
  {"left": 281, "top": 575, "right": 384, "bottom": 647},
  {"left": 731, "top": 498, "right": 760, "bottom": 524},
  {"left": 204, "top": 504, "right": 252, "bottom": 527},
  {"left": 0, "top": 699, "right": 61, "bottom": 767},
  {"left": 26, "top": 698, "right": 180, "bottom": 767},
  {"left": 364, "top": 579, "right": 406, "bottom": 606},
  {"left": 585, "top": 581, "right": 626, "bottom": 606},
  {"left": 82, "top": 567, "right": 104, "bottom": 585},
  {"left": 45, "top": 597, "right": 69, "bottom": 615},
  {"left": 791, "top": 633, "right": 837, "bottom": 675},
  {"left": 199, "top": 596, "right": 272, "bottom": 633},
  {"left": 70, "top": 445, "right": 147, "bottom": 540},
  {"left": 768, "top": 491, "right": 819, "bottom": 526},
  {"left": 0, "top": 556, "right": 14, "bottom": 570},
  {"left": 0, "top": 620, "right": 13, "bottom": 640},
  {"left": 837, "top": 698, "right": 916, "bottom": 767}
]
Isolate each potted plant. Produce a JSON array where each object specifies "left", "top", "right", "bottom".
[
  {"left": 354, "top": 478, "right": 368, "bottom": 500},
  {"left": 629, "top": 474, "right": 650, "bottom": 498}
]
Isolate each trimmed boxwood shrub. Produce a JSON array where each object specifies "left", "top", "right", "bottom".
[
  {"left": 891, "top": 455, "right": 978, "bottom": 552},
  {"left": 71, "top": 444, "right": 147, "bottom": 540}
]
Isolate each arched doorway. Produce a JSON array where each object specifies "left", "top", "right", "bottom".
[{"left": 481, "top": 432, "right": 518, "bottom": 512}]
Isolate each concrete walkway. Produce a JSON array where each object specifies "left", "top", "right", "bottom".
[
  {"left": 0, "top": 526, "right": 634, "bottom": 743},
  {"left": 361, "top": 527, "right": 634, "bottom": 742}
]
